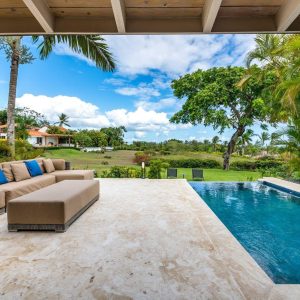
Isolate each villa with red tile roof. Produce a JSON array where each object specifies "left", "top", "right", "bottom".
[{"left": 0, "top": 125, "right": 73, "bottom": 147}]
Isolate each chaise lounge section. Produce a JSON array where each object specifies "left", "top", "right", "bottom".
[
  {"left": 8, "top": 180, "right": 99, "bottom": 232},
  {"left": 0, "top": 158, "right": 94, "bottom": 213}
]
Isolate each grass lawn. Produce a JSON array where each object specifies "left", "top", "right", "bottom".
[
  {"left": 43, "top": 149, "right": 261, "bottom": 181},
  {"left": 161, "top": 168, "right": 261, "bottom": 181}
]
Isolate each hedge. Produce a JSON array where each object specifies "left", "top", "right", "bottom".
[
  {"left": 159, "top": 158, "right": 221, "bottom": 169},
  {"left": 230, "top": 159, "right": 285, "bottom": 171}
]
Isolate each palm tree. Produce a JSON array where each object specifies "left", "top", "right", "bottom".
[
  {"left": 0, "top": 37, "right": 34, "bottom": 157},
  {"left": 246, "top": 34, "right": 286, "bottom": 68},
  {"left": 238, "top": 129, "right": 254, "bottom": 156},
  {"left": 257, "top": 131, "right": 270, "bottom": 148},
  {"left": 55, "top": 113, "right": 70, "bottom": 127},
  {"left": 0, "top": 35, "right": 115, "bottom": 157},
  {"left": 211, "top": 136, "right": 220, "bottom": 152},
  {"left": 245, "top": 34, "right": 300, "bottom": 117}
]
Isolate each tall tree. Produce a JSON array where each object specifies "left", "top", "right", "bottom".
[
  {"left": 211, "top": 136, "right": 220, "bottom": 152},
  {"left": 257, "top": 131, "right": 270, "bottom": 147},
  {"left": 100, "top": 126, "right": 126, "bottom": 146},
  {"left": 55, "top": 113, "right": 70, "bottom": 127},
  {"left": 237, "top": 129, "right": 254, "bottom": 156},
  {"left": 0, "top": 37, "right": 34, "bottom": 157},
  {"left": 170, "top": 67, "right": 277, "bottom": 170},
  {"left": 246, "top": 34, "right": 299, "bottom": 117},
  {"left": 0, "top": 35, "right": 115, "bottom": 157}
]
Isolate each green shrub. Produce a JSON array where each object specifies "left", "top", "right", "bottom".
[
  {"left": 160, "top": 158, "right": 220, "bottom": 169},
  {"left": 43, "top": 146, "right": 80, "bottom": 151},
  {"left": 101, "top": 166, "right": 142, "bottom": 178},
  {"left": 0, "top": 140, "right": 11, "bottom": 159},
  {"left": 230, "top": 159, "right": 284, "bottom": 171},
  {"left": 101, "top": 161, "right": 109, "bottom": 165},
  {"left": 104, "top": 155, "right": 111, "bottom": 159},
  {"left": 133, "top": 151, "right": 151, "bottom": 166},
  {"left": 148, "top": 160, "right": 169, "bottom": 179},
  {"left": 15, "top": 140, "right": 44, "bottom": 160}
]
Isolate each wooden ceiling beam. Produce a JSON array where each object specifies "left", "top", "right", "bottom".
[
  {"left": 276, "top": 0, "right": 300, "bottom": 32},
  {"left": 111, "top": 0, "right": 126, "bottom": 33},
  {"left": 22, "top": 0, "right": 54, "bottom": 33},
  {"left": 202, "top": 0, "right": 223, "bottom": 33}
]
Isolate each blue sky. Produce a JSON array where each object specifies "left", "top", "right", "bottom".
[{"left": 0, "top": 34, "right": 269, "bottom": 143}]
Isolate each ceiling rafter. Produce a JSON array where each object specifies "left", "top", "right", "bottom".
[
  {"left": 22, "top": 0, "right": 54, "bottom": 33},
  {"left": 202, "top": 0, "right": 223, "bottom": 33},
  {"left": 276, "top": 0, "right": 300, "bottom": 32},
  {"left": 111, "top": 0, "right": 126, "bottom": 33}
]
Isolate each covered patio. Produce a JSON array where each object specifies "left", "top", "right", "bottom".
[
  {"left": 1, "top": 179, "right": 299, "bottom": 299},
  {"left": 1, "top": 0, "right": 300, "bottom": 34}
]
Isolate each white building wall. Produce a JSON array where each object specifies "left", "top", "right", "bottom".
[
  {"left": 45, "top": 137, "right": 58, "bottom": 146},
  {"left": 27, "top": 137, "right": 37, "bottom": 146}
]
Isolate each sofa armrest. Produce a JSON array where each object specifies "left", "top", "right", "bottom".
[
  {"left": 0, "top": 191, "right": 5, "bottom": 214},
  {"left": 65, "top": 161, "right": 71, "bottom": 170}
]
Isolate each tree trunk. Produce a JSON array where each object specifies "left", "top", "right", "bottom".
[
  {"left": 223, "top": 126, "right": 245, "bottom": 170},
  {"left": 7, "top": 37, "right": 21, "bottom": 158}
]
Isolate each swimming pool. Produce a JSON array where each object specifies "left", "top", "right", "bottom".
[{"left": 190, "top": 181, "right": 300, "bottom": 284}]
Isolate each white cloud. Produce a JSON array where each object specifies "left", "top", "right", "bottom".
[
  {"left": 115, "top": 86, "right": 160, "bottom": 98},
  {"left": 52, "top": 35, "right": 256, "bottom": 77},
  {"left": 135, "top": 97, "right": 180, "bottom": 112},
  {"left": 134, "top": 131, "right": 146, "bottom": 138},
  {"left": 16, "top": 94, "right": 184, "bottom": 134},
  {"left": 105, "top": 35, "right": 256, "bottom": 76},
  {"left": 16, "top": 94, "right": 110, "bottom": 128}
]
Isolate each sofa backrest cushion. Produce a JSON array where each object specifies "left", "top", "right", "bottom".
[
  {"left": 0, "top": 170, "right": 8, "bottom": 184},
  {"left": 1, "top": 160, "right": 23, "bottom": 169},
  {"left": 11, "top": 163, "right": 31, "bottom": 182},
  {"left": 43, "top": 159, "right": 55, "bottom": 173},
  {"left": 38, "top": 162, "right": 45, "bottom": 173},
  {"left": 51, "top": 159, "right": 66, "bottom": 170},
  {"left": 2, "top": 167, "right": 14, "bottom": 182},
  {"left": 25, "top": 160, "right": 43, "bottom": 177}
]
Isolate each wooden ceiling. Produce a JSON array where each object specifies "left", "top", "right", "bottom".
[{"left": 0, "top": 0, "right": 299, "bottom": 34}]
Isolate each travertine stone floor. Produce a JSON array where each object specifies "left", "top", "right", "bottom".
[{"left": 0, "top": 179, "right": 299, "bottom": 299}]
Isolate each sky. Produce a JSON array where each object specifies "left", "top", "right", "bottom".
[{"left": 0, "top": 34, "right": 267, "bottom": 143}]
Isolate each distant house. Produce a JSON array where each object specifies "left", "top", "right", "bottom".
[
  {"left": 0, "top": 125, "right": 7, "bottom": 140},
  {"left": 27, "top": 126, "right": 74, "bottom": 147}
]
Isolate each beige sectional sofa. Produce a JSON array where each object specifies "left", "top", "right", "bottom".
[{"left": 0, "top": 158, "right": 94, "bottom": 213}]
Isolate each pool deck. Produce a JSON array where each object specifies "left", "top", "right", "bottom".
[
  {"left": 0, "top": 179, "right": 300, "bottom": 299},
  {"left": 259, "top": 177, "right": 300, "bottom": 194}
]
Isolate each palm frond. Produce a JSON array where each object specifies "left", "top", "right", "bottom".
[{"left": 33, "top": 35, "right": 115, "bottom": 72}]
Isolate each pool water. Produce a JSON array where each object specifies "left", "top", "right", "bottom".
[{"left": 190, "top": 181, "right": 300, "bottom": 284}]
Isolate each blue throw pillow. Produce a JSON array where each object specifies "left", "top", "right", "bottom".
[
  {"left": 25, "top": 160, "right": 43, "bottom": 177},
  {"left": 0, "top": 169, "right": 8, "bottom": 184}
]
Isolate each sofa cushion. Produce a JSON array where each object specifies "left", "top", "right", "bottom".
[
  {"left": 25, "top": 160, "right": 43, "bottom": 177},
  {"left": 11, "top": 163, "right": 31, "bottom": 182},
  {"left": 38, "top": 162, "right": 45, "bottom": 173},
  {"left": 52, "top": 170, "right": 94, "bottom": 182},
  {"left": 0, "top": 170, "right": 8, "bottom": 184},
  {"left": 43, "top": 159, "right": 55, "bottom": 173},
  {"left": 1, "top": 160, "right": 23, "bottom": 169},
  {"left": 7, "top": 180, "right": 99, "bottom": 227},
  {"left": 2, "top": 167, "right": 14, "bottom": 182},
  {"left": 0, "top": 174, "right": 56, "bottom": 206},
  {"left": 52, "top": 159, "right": 66, "bottom": 170}
]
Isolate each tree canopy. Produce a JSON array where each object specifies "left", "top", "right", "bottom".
[{"left": 170, "top": 66, "right": 278, "bottom": 169}]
